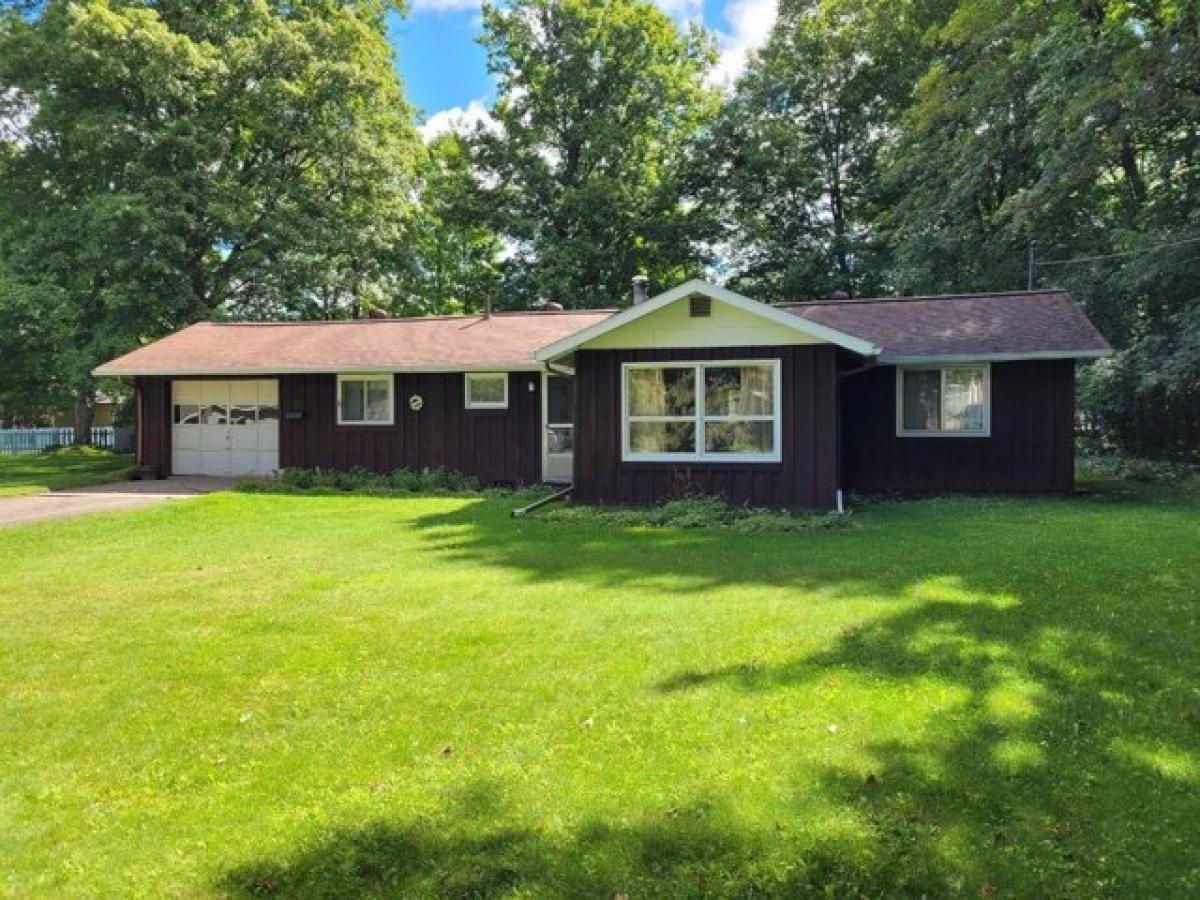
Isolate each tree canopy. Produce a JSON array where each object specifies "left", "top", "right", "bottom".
[
  {"left": 472, "top": 0, "right": 720, "bottom": 309},
  {"left": 0, "top": 0, "right": 421, "bottom": 433},
  {"left": 1, "top": 0, "right": 1197, "bottom": 453}
]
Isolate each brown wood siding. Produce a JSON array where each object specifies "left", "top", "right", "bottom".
[
  {"left": 134, "top": 376, "right": 171, "bottom": 476},
  {"left": 572, "top": 346, "right": 840, "bottom": 508},
  {"left": 279, "top": 372, "right": 543, "bottom": 486},
  {"left": 840, "top": 360, "right": 1076, "bottom": 493}
]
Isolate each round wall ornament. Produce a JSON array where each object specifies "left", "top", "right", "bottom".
[{"left": 408, "top": 394, "right": 424, "bottom": 412}]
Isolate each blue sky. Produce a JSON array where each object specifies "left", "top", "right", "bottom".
[{"left": 389, "top": 0, "right": 778, "bottom": 139}]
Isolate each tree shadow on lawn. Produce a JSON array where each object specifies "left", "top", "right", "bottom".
[
  {"left": 217, "top": 794, "right": 952, "bottom": 899},
  {"left": 397, "top": 498, "right": 1197, "bottom": 893},
  {"left": 651, "top": 589, "right": 1200, "bottom": 894},
  {"left": 217, "top": 494, "right": 1199, "bottom": 895},
  {"left": 402, "top": 491, "right": 1192, "bottom": 601},
  {"left": 215, "top": 591, "right": 1200, "bottom": 897}
]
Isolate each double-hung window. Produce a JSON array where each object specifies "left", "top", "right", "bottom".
[
  {"left": 337, "top": 374, "right": 393, "bottom": 425},
  {"left": 896, "top": 364, "right": 990, "bottom": 436},
  {"left": 622, "top": 360, "right": 781, "bottom": 462}
]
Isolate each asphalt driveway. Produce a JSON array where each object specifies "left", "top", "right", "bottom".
[{"left": 0, "top": 477, "right": 239, "bottom": 528}]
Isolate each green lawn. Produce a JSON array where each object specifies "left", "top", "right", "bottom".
[
  {"left": 1, "top": 483, "right": 1198, "bottom": 898},
  {"left": 0, "top": 447, "right": 135, "bottom": 497}
]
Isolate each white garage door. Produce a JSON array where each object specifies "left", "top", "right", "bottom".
[{"left": 172, "top": 380, "right": 279, "bottom": 477}]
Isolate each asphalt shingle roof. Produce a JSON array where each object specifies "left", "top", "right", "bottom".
[
  {"left": 95, "top": 288, "right": 1111, "bottom": 377},
  {"left": 94, "top": 310, "right": 615, "bottom": 376},
  {"left": 782, "top": 289, "right": 1111, "bottom": 362}
]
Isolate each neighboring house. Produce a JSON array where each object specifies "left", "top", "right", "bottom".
[
  {"left": 94, "top": 279, "right": 1111, "bottom": 508},
  {"left": 2, "top": 393, "right": 122, "bottom": 429},
  {"left": 48, "top": 393, "right": 122, "bottom": 428}
]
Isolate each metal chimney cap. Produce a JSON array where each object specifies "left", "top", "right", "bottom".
[{"left": 632, "top": 275, "right": 650, "bottom": 304}]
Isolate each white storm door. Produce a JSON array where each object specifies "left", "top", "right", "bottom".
[{"left": 542, "top": 373, "right": 574, "bottom": 484}]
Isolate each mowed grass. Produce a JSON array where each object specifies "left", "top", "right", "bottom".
[
  {"left": 0, "top": 447, "right": 134, "bottom": 497},
  {"left": 1, "top": 483, "right": 1198, "bottom": 898}
]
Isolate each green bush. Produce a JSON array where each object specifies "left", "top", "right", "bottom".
[
  {"left": 535, "top": 494, "right": 852, "bottom": 534},
  {"left": 1077, "top": 454, "right": 1197, "bottom": 485},
  {"left": 240, "top": 467, "right": 481, "bottom": 496}
]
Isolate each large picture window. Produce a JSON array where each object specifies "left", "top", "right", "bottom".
[
  {"left": 337, "top": 374, "right": 393, "bottom": 425},
  {"left": 896, "top": 364, "right": 990, "bottom": 436},
  {"left": 622, "top": 360, "right": 781, "bottom": 462}
]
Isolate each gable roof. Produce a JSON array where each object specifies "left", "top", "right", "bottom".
[
  {"left": 93, "top": 310, "right": 615, "bottom": 377},
  {"left": 533, "top": 279, "right": 881, "bottom": 361},
  {"left": 93, "top": 284, "right": 1112, "bottom": 378},
  {"left": 783, "top": 289, "right": 1111, "bottom": 363}
]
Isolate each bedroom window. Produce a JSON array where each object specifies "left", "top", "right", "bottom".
[
  {"left": 464, "top": 373, "right": 509, "bottom": 410},
  {"left": 622, "top": 360, "right": 781, "bottom": 462},
  {"left": 896, "top": 364, "right": 990, "bottom": 436},
  {"left": 337, "top": 374, "right": 393, "bottom": 425}
]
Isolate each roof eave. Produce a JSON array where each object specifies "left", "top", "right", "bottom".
[
  {"left": 92, "top": 362, "right": 546, "bottom": 378},
  {"left": 882, "top": 349, "right": 1112, "bottom": 365}
]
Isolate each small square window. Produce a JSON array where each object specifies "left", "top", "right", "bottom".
[
  {"left": 338, "top": 374, "right": 393, "bottom": 425},
  {"left": 465, "top": 373, "right": 508, "bottom": 410}
]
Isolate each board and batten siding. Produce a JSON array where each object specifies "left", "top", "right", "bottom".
[
  {"left": 134, "top": 376, "right": 171, "bottom": 474},
  {"left": 572, "top": 345, "right": 840, "bottom": 508},
  {"left": 840, "top": 360, "right": 1076, "bottom": 493},
  {"left": 279, "top": 371, "right": 542, "bottom": 485},
  {"left": 134, "top": 372, "right": 543, "bottom": 484}
]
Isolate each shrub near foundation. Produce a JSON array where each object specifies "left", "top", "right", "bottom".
[
  {"left": 238, "top": 466, "right": 481, "bottom": 496},
  {"left": 535, "top": 494, "right": 852, "bottom": 533}
]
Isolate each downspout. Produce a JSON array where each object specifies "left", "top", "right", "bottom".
[{"left": 511, "top": 483, "right": 573, "bottom": 518}]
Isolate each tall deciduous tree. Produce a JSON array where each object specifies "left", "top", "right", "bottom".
[
  {"left": 474, "top": 0, "right": 719, "bottom": 309},
  {"left": 881, "top": 0, "right": 1200, "bottom": 454},
  {"left": 0, "top": 0, "right": 421, "bottom": 439},
  {"left": 708, "top": 0, "right": 947, "bottom": 301},
  {"left": 393, "top": 133, "right": 503, "bottom": 316}
]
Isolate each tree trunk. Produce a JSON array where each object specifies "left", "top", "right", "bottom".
[{"left": 73, "top": 389, "right": 95, "bottom": 446}]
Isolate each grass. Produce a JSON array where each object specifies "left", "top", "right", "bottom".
[
  {"left": 1, "top": 478, "right": 1198, "bottom": 897},
  {"left": 0, "top": 447, "right": 135, "bottom": 497}
]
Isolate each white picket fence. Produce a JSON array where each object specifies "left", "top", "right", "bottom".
[{"left": 0, "top": 427, "right": 117, "bottom": 455}]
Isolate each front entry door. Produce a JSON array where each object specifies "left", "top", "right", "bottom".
[{"left": 542, "top": 373, "right": 574, "bottom": 484}]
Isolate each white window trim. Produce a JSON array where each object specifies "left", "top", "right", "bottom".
[
  {"left": 336, "top": 373, "right": 394, "bottom": 426},
  {"left": 620, "top": 359, "right": 783, "bottom": 463},
  {"left": 895, "top": 363, "right": 991, "bottom": 437},
  {"left": 464, "top": 372, "right": 509, "bottom": 410}
]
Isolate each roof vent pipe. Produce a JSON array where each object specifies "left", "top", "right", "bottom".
[{"left": 632, "top": 275, "right": 650, "bottom": 305}]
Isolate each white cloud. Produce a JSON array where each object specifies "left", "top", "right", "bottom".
[
  {"left": 708, "top": 0, "right": 778, "bottom": 88},
  {"left": 653, "top": 0, "right": 705, "bottom": 20},
  {"left": 410, "top": 0, "right": 479, "bottom": 13},
  {"left": 419, "top": 99, "right": 499, "bottom": 142}
]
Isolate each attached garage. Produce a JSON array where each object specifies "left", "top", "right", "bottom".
[{"left": 171, "top": 380, "right": 279, "bottom": 476}]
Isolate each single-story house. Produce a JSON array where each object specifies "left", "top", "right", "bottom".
[{"left": 94, "top": 278, "right": 1111, "bottom": 508}]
